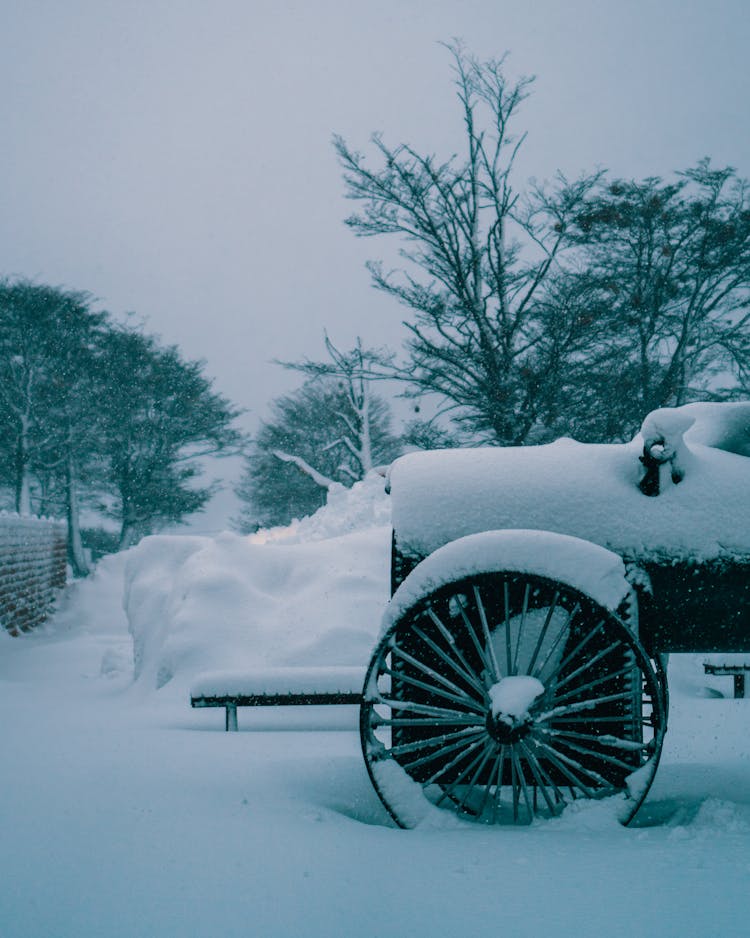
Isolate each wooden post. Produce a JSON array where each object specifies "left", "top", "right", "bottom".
[
  {"left": 734, "top": 674, "right": 746, "bottom": 699},
  {"left": 225, "top": 704, "right": 238, "bottom": 731}
]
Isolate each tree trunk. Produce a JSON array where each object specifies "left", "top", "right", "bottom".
[
  {"left": 357, "top": 382, "right": 373, "bottom": 474},
  {"left": 118, "top": 520, "right": 144, "bottom": 550},
  {"left": 65, "top": 449, "right": 90, "bottom": 577},
  {"left": 14, "top": 418, "right": 32, "bottom": 515}
]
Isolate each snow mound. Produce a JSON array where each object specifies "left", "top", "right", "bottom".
[
  {"left": 249, "top": 471, "right": 390, "bottom": 544},
  {"left": 125, "top": 475, "right": 391, "bottom": 691},
  {"left": 52, "top": 549, "right": 132, "bottom": 637}
]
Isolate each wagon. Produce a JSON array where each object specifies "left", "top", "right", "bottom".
[{"left": 360, "top": 402, "right": 750, "bottom": 827}]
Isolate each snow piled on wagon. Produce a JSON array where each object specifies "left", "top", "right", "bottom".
[{"left": 390, "top": 433, "right": 750, "bottom": 565}]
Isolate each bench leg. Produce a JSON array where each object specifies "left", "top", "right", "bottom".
[
  {"left": 226, "top": 704, "right": 238, "bottom": 731},
  {"left": 734, "top": 675, "right": 746, "bottom": 700}
]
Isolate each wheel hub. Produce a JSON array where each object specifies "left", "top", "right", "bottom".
[
  {"left": 486, "top": 675, "right": 545, "bottom": 745},
  {"left": 486, "top": 710, "right": 533, "bottom": 744}
]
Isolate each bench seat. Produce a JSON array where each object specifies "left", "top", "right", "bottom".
[
  {"left": 703, "top": 658, "right": 750, "bottom": 699},
  {"left": 190, "top": 666, "right": 367, "bottom": 730}
]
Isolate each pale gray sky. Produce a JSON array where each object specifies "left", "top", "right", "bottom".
[{"left": 1, "top": 0, "right": 748, "bottom": 528}]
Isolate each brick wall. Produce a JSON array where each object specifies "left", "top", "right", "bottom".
[{"left": 0, "top": 514, "right": 67, "bottom": 635}]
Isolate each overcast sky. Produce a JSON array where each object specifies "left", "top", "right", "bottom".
[{"left": 1, "top": 0, "right": 748, "bottom": 528}]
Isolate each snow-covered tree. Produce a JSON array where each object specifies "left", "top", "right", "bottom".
[
  {"left": 96, "top": 328, "right": 242, "bottom": 548},
  {"left": 279, "top": 336, "right": 398, "bottom": 478},
  {"left": 233, "top": 376, "right": 400, "bottom": 531},
  {"left": 0, "top": 280, "right": 109, "bottom": 574},
  {"left": 0, "top": 280, "right": 105, "bottom": 520},
  {"left": 0, "top": 279, "right": 244, "bottom": 566}
]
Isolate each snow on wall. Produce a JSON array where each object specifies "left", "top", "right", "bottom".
[
  {"left": 389, "top": 437, "right": 750, "bottom": 564},
  {"left": 0, "top": 513, "right": 66, "bottom": 635},
  {"left": 125, "top": 474, "right": 391, "bottom": 690}
]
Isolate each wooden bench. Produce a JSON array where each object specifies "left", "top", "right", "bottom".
[
  {"left": 190, "top": 666, "right": 366, "bottom": 731},
  {"left": 703, "top": 660, "right": 750, "bottom": 699}
]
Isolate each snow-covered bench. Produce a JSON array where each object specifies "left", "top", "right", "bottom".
[
  {"left": 190, "top": 666, "right": 366, "bottom": 731},
  {"left": 704, "top": 657, "right": 750, "bottom": 699}
]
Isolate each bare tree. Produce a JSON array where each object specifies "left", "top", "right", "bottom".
[
  {"left": 280, "top": 335, "right": 398, "bottom": 477},
  {"left": 335, "top": 43, "right": 600, "bottom": 443},
  {"left": 234, "top": 371, "right": 400, "bottom": 531}
]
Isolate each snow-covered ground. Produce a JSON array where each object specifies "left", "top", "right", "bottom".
[{"left": 2, "top": 473, "right": 750, "bottom": 937}]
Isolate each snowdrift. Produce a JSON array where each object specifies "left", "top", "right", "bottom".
[{"left": 125, "top": 474, "right": 391, "bottom": 690}]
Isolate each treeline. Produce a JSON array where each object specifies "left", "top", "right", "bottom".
[
  {"left": 5, "top": 45, "right": 749, "bottom": 544},
  {"left": 0, "top": 279, "right": 241, "bottom": 574}
]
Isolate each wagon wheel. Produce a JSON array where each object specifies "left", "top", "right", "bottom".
[{"left": 361, "top": 571, "right": 666, "bottom": 827}]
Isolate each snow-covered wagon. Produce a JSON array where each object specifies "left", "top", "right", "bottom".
[{"left": 360, "top": 402, "right": 750, "bottom": 827}]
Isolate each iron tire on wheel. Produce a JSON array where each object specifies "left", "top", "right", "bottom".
[{"left": 361, "top": 568, "right": 666, "bottom": 828}]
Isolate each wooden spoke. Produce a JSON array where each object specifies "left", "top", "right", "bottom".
[
  {"left": 425, "top": 606, "right": 488, "bottom": 691},
  {"left": 371, "top": 714, "right": 483, "bottom": 728},
  {"left": 529, "top": 738, "right": 604, "bottom": 797},
  {"left": 552, "top": 620, "right": 604, "bottom": 678},
  {"left": 504, "top": 581, "right": 513, "bottom": 676},
  {"left": 551, "top": 664, "right": 634, "bottom": 706},
  {"left": 435, "top": 741, "right": 496, "bottom": 809},
  {"left": 533, "top": 603, "right": 580, "bottom": 680},
  {"left": 390, "top": 642, "right": 486, "bottom": 706},
  {"left": 454, "top": 744, "right": 498, "bottom": 813},
  {"left": 382, "top": 666, "right": 486, "bottom": 714},
  {"left": 518, "top": 740, "right": 562, "bottom": 815},
  {"left": 553, "top": 638, "right": 625, "bottom": 692},
  {"left": 546, "top": 729, "right": 650, "bottom": 752},
  {"left": 411, "top": 623, "right": 486, "bottom": 697},
  {"left": 419, "top": 736, "right": 487, "bottom": 785},
  {"left": 526, "top": 589, "right": 560, "bottom": 675},
  {"left": 388, "top": 726, "right": 489, "bottom": 758},
  {"left": 376, "top": 696, "right": 485, "bottom": 722},
  {"left": 544, "top": 734, "right": 641, "bottom": 774},
  {"left": 475, "top": 748, "right": 504, "bottom": 822},
  {"left": 454, "top": 598, "right": 498, "bottom": 684},
  {"left": 537, "top": 690, "right": 636, "bottom": 722},
  {"left": 511, "top": 744, "right": 534, "bottom": 822},
  {"left": 472, "top": 585, "right": 501, "bottom": 680},
  {"left": 511, "top": 582, "right": 531, "bottom": 676}
]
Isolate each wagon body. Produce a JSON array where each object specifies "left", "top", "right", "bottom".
[
  {"left": 388, "top": 424, "right": 750, "bottom": 654},
  {"left": 360, "top": 404, "right": 750, "bottom": 827}
]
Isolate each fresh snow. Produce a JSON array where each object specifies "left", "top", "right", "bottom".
[
  {"left": 2, "top": 468, "right": 750, "bottom": 936},
  {"left": 489, "top": 676, "right": 545, "bottom": 721},
  {"left": 191, "top": 666, "right": 366, "bottom": 698},
  {"left": 126, "top": 528, "right": 389, "bottom": 692},
  {"left": 389, "top": 435, "right": 750, "bottom": 564}
]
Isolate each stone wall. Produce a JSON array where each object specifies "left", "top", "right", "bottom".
[{"left": 0, "top": 514, "right": 67, "bottom": 635}]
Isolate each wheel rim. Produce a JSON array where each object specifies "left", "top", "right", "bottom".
[{"left": 361, "top": 572, "right": 665, "bottom": 827}]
